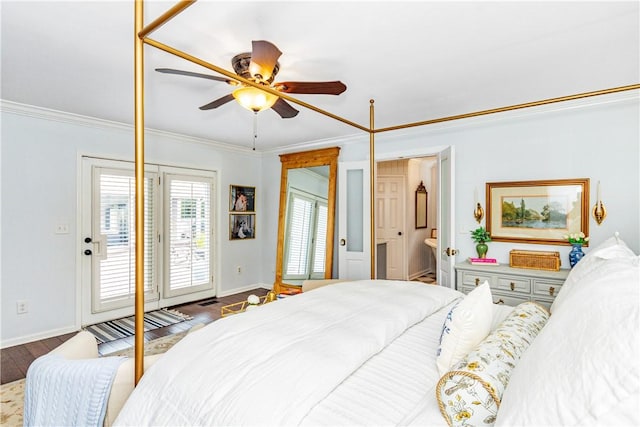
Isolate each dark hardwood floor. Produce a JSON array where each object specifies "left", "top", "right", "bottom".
[{"left": 0, "top": 288, "right": 269, "bottom": 385}]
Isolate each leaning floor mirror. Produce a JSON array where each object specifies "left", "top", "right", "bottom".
[{"left": 274, "top": 147, "right": 340, "bottom": 293}]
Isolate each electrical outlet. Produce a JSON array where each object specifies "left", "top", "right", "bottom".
[
  {"left": 16, "top": 300, "right": 28, "bottom": 314},
  {"left": 55, "top": 224, "right": 69, "bottom": 234}
]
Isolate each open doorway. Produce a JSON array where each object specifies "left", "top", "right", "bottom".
[{"left": 376, "top": 157, "right": 438, "bottom": 283}]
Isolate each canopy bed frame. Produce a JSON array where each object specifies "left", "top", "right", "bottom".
[{"left": 131, "top": 0, "right": 639, "bottom": 383}]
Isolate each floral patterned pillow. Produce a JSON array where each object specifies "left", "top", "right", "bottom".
[{"left": 436, "top": 301, "right": 549, "bottom": 427}]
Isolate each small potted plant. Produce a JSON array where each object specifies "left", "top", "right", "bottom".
[{"left": 471, "top": 226, "right": 491, "bottom": 258}]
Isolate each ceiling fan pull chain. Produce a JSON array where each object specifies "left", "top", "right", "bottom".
[{"left": 253, "top": 111, "right": 258, "bottom": 151}]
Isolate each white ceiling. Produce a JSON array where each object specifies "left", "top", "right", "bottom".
[{"left": 2, "top": 1, "right": 638, "bottom": 151}]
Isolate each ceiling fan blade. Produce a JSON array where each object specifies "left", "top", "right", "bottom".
[
  {"left": 271, "top": 98, "right": 299, "bottom": 119},
  {"left": 249, "top": 40, "right": 282, "bottom": 82},
  {"left": 274, "top": 81, "right": 347, "bottom": 95},
  {"left": 156, "top": 68, "right": 234, "bottom": 85},
  {"left": 199, "top": 94, "right": 235, "bottom": 110}
]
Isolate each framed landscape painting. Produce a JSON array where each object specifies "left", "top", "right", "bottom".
[{"left": 486, "top": 178, "right": 589, "bottom": 245}]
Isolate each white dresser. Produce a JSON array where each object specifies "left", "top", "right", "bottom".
[{"left": 455, "top": 261, "right": 570, "bottom": 310}]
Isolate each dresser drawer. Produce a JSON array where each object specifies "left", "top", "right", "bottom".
[
  {"left": 533, "top": 280, "right": 563, "bottom": 298},
  {"left": 460, "top": 271, "right": 493, "bottom": 287},
  {"left": 492, "top": 291, "right": 529, "bottom": 307},
  {"left": 496, "top": 276, "right": 531, "bottom": 294}
]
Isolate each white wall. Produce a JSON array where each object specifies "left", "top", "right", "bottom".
[
  {"left": 2, "top": 91, "right": 638, "bottom": 347},
  {"left": 0, "top": 104, "right": 265, "bottom": 346},
  {"left": 364, "top": 92, "right": 640, "bottom": 260}
]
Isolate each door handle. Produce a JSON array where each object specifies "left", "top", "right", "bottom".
[
  {"left": 445, "top": 247, "right": 458, "bottom": 256},
  {"left": 397, "top": 232, "right": 402, "bottom": 236},
  {"left": 340, "top": 238, "right": 346, "bottom": 246},
  {"left": 84, "top": 237, "right": 92, "bottom": 243},
  {"left": 84, "top": 249, "right": 92, "bottom": 256}
]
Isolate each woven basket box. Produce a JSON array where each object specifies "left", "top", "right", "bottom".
[{"left": 509, "top": 249, "right": 561, "bottom": 271}]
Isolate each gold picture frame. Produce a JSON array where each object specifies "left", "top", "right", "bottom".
[
  {"left": 486, "top": 178, "right": 589, "bottom": 245},
  {"left": 229, "top": 185, "right": 255, "bottom": 212},
  {"left": 229, "top": 214, "right": 256, "bottom": 240}
]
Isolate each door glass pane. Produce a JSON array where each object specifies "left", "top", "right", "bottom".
[
  {"left": 98, "top": 171, "right": 154, "bottom": 303},
  {"left": 312, "top": 202, "right": 328, "bottom": 275},
  {"left": 346, "top": 169, "right": 363, "bottom": 252},
  {"left": 168, "top": 178, "right": 211, "bottom": 291}
]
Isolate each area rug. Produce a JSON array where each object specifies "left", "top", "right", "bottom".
[
  {"left": 84, "top": 308, "right": 193, "bottom": 344},
  {"left": 0, "top": 330, "right": 190, "bottom": 427}
]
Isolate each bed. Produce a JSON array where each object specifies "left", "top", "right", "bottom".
[{"left": 114, "top": 234, "right": 639, "bottom": 426}]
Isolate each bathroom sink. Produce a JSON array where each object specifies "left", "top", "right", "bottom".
[
  {"left": 424, "top": 238, "right": 438, "bottom": 263},
  {"left": 424, "top": 238, "right": 437, "bottom": 249}
]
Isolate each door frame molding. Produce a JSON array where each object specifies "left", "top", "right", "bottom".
[{"left": 375, "top": 145, "right": 454, "bottom": 283}]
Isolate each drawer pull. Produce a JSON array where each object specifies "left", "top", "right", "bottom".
[
  {"left": 494, "top": 299, "right": 505, "bottom": 305},
  {"left": 549, "top": 286, "right": 555, "bottom": 296},
  {"left": 475, "top": 278, "right": 480, "bottom": 286},
  {"left": 510, "top": 282, "right": 515, "bottom": 291}
]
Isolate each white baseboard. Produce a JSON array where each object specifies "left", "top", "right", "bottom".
[
  {"left": 2, "top": 283, "right": 273, "bottom": 348},
  {"left": 215, "top": 283, "right": 272, "bottom": 298},
  {"left": 1, "top": 325, "right": 80, "bottom": 349}
]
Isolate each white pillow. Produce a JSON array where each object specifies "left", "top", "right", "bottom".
[
  {"left": 495, "top": 256, "right": 639, "bottom": 426},
  {"left": 551, "top": 233, "right": 636, "bottom": 313},
  {"left": 436, "top": 281, "right": 493, "bottom": 376}
]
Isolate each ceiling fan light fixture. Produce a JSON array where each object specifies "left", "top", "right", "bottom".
[{"left": 232, "top": 86, "right": 279, "bottom": 112}]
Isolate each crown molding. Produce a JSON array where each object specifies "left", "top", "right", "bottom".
[
  {"left": 0, "top": 100, "right": 262, "bottom": 157},
  {"left": 2, "top": 88, "right": 637, "bottom": 156}
]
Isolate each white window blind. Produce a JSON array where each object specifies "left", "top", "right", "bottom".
[
  {"left": 284, "top": 191, "right": 327, "bottom": 280},
  {"left": 96, "top": 169, "right": 156, "bottom": 307},
  {"left": 166, "top": 175, "right": 212, "bottom": 296},
  {"left": 285, "top": 195, "right": 313, "bottom": 276}
]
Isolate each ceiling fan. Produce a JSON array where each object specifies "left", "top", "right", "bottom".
[{"left": 156, "top": 40, "right": 347, "bottom": 118}]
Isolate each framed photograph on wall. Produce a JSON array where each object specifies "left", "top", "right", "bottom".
[
  {"left": 229, "top": 214, "right": 256, "bottom": 240},
  {"left": 230, "top": 185, "right": 255, "bottom": 212},
  {"left": 486, "top": 178, "right": 589, "bottom": 245}
]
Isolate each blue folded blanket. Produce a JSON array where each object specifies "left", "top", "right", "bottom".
[{"left": 24, "top": 354, "right": 125, "bottom": 427}]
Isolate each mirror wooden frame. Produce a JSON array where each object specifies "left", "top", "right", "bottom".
[{"left": 274, "top": 147, "right": 340, "bottom": 293}]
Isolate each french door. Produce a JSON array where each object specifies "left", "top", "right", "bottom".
[{"left": 81, "top": 157, "right": 216, "bottom": 325}]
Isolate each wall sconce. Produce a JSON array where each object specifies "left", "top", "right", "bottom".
[
  {"left": 592, "top": 180, "right": 607, "bottom": 225},
  {"left": 473, "top": 187, "right": 484, "bottom": 223},
  {"left": 473, "top": 203, "right": 484, "bottom": 224}
]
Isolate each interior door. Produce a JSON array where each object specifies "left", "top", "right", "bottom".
[
  {"left": 438, "top": 146, "right": 456, "bottom": 288},
  {"left": 338, "top": 160, "right": 371, "bottom": 280},
  {"left": 376, "top": 176, "right": 405, "bottom": 279}
]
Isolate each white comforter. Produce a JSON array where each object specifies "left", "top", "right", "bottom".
[{"left": 115, "top": 280, "right": 461, "bottom": 426}]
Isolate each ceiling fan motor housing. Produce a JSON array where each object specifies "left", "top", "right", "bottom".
[{"left": 232, "top": 52, "right": 280, "bottom": 84}]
